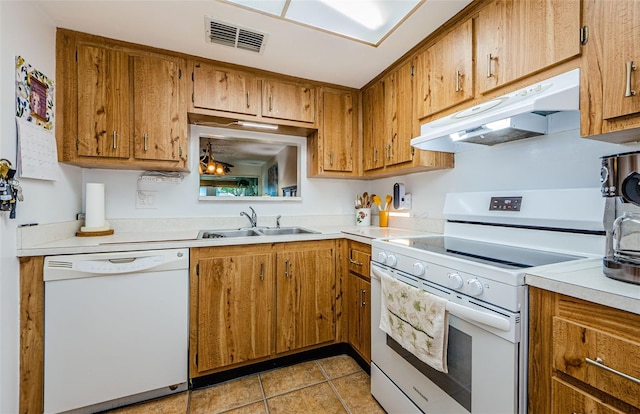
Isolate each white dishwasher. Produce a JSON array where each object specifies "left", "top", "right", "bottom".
[{"left": 43, "top": 248, "right": 189, "bottom": 414}]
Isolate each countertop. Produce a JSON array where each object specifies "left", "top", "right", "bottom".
[
  {"left": 526, "top": 259, "right": 640, "bottom": 315},
  {"left": 17, "top": 221, "right": 638, "bottom": 315},
  {"left": 16, "top": 224, "right": 427, "bottom": 257}
]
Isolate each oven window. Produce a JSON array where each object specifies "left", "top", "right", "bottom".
[{"left": 387, "top": 326, "right": 472, "bottom": 412}]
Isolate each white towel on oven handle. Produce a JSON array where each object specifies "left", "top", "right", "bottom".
[{"left": 379, "top": 270, "right": 449, "bottom": 373}]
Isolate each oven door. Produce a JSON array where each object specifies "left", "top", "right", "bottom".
[{"left": 370, "top": 263, "right": 525, "bottom": 414}]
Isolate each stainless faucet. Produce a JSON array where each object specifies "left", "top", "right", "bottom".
[{"left": 240, "top": 206, "right": 257, "bottom": 227}]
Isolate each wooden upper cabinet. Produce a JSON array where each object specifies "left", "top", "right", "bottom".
[
  {"left": 132, "top": 55, "right": 186, "bottom": 162},
  {"left": 262, "top": 79, "right": 316, "bottom": 123},
  {"left": 476, "top": 0, "right": 581, "bottom": 94},
  {"left": 415, "top": 19, "right": 474, "bottom": 119},
  {"left": 275, "top": 241, "right": 335, "bottom": 353},
  {"left": 56, "top": 29, "right": 188, "bottom": 171},
  {"left": 192, "top": 63, "right": 259, "bottom": 116},
  {"left": 362, "top": 80, "right": 386, "bottom": 171},
  {"left": 320, "top": 88, "right": 354, "bottom": 173},
  {"left": 601, "top": 0, "right": 640, "bottom": 120},
  {"left": 384, "top": 60, "right": 415, "bottom": 166},
  {"left": 76, "top": 44, "right": 131, "bottom": 159}
]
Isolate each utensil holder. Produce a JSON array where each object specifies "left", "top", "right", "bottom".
[
  {"left": 379, "top": 210, "right": 389, "bottom": 227},
  {"left": 356, "top": 208, "right": 371, "bottom": 226}
]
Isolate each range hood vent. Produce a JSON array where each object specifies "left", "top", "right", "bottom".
[
  {"left": 411, "top": 69, "right": 580, "bottom": 153},
  {"left": 205, "top": 17, "right": 267, "bottom": 53}
]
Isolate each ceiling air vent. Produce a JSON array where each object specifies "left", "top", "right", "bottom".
[{"left": 205, "top": 17, "right": 267, "bottom": 54}]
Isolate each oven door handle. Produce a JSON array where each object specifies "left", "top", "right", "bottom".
[
  {"left": 371, "top": 266, "right": 511, "bottom": 332},
  {"left": 445, "top": 301, "right": 511, "bottom": 332}
]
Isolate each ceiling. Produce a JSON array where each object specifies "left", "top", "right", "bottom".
[{"left": 35, "top": 0, "right": 473, "bottom": 89}]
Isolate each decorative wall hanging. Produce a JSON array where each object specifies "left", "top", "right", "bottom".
[{"left": 15, "top": 55, "right": 54, "bottom": 130}]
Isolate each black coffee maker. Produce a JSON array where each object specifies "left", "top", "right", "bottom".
[{"left": 601, "top": 150, "right": 640, "bottom": 284}]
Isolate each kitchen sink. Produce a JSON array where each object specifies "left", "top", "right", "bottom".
[
  {"left": 197, "top": 227, "right": 318, "bottom": 239},
  {"left": 198, "top": 229, "right": 260, "bottom": 239},
  {"left": 257, "top": 227, "right": 318, "bottom": 236}
]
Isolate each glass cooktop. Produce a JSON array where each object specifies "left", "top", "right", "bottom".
[{"left": 384, "top": 236, "right": 585, "bottom": 269}]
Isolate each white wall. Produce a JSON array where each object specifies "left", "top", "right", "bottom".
[
  {"left": 3, "top": 5, "right": 640, "bottom": 412},
  {"left": 0, "top": 2, "right": 83, "bottom": 412},
  {"left": 84, "top": 125, "right": 363, "bottom": 221},
  {"left": 368, "top": 124, "right": 640, "bottom": 222}
]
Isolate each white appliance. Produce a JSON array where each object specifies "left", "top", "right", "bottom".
[
  {"left": 43, "top": 248, "right": 189, "bottom": 414},
  {"left": 410, "top": 69, "right": 580, "bottom": 153},
  {"left": 370, "top": 189, "right": 604, "bottom": 414}
]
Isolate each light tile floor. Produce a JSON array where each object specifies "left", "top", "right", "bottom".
[{"left": 107, "top": 354, "right": 384, "bottom": 414}]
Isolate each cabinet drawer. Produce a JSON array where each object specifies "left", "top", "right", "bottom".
[
  {"left": 348, "top": 242, "right": 370, "bottom": 277},
  {"left": 552, "top": 317, "right": 640, "bottom": 408},
  {"left": 551, "top": 377, "right": 626, "bottom": 414}
]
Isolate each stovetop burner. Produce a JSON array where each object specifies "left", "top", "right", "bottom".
[{"left": 384, "top": 236, "right": 585, "bottom": 269}]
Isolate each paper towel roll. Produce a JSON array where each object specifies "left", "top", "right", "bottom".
[{"left": 85, "top": 183, "right": 106, "bottom": 229}]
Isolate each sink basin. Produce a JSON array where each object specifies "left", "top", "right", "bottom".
[
  {"left": 198, "top": 229, "right": 260, "bottom": 239},
  {"left": 197, "top": 227, "right": 318, "bottom": 239},
  {"left": 257, "top": 227, "right": 318, "bottom": 236}
]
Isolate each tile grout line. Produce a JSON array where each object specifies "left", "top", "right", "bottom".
[
  {"left": 257, "top": 373, "right": 270, "bottom": 414},
  {"left": 316, "top": 360, "right": 352, "bottom": 414}
]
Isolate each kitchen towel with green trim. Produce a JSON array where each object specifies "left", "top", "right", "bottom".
[{"left": 379, "top": 270, "right": 449, "bottom": 373}]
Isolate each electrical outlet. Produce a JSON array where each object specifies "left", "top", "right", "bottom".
[{"left": 136, "top": 190, "right": 158, "bottom": 209}]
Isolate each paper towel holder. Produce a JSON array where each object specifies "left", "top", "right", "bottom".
[{"left": 76, "top": 183, "right": 114, "bottom": 237}]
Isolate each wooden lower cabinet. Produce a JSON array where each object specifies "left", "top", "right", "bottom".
[
  {"left": 276, "top": 241, "right": 336, "bottom": 353},
  {"left": 191, "top": 240, "right": 337, "bottom": 377},
  {"left": 528, "top": 287, "right": 640, "bottom": 414},
  {"left": 552, "top": 377, "right": 626, "bottom": 414},
  {"left": 346, "top": 241, "right": 371, "bottom": 362},
  {"left": 193, "top": 245, "right": 274, "bottom": 373},
  {"left": 347, "top": 273, "right": 371, "bottom": 362}
]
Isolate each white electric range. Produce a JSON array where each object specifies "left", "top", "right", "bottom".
[{"left": 370, "top": 188, "right": 605, "bottom": 414}]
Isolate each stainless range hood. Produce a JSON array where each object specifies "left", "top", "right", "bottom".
[{"left": 411, "top": 69, "right": 580, "bottom": 153}]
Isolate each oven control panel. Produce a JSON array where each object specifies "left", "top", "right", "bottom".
[
  {"left": 371, "top": 246, "right": 525, "bottom": 313},
  {"left": 489, "top": 196, "right": 522, "bottom": 211}
]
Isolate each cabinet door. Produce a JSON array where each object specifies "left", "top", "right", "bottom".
[
  {"left": 552, "top": 317, "right": 640, "bottom": 408},
  {"left": 362, "top": 80, "right": 386, "bottom": 171},
  {"left": 262, "top": 79, "right": 316, "bottom": 123},
  {"left": 551, "top": 378, "right": 626, "bottom": 414},
  {"left": 197, "top": 253, "right": 273, "bottom": 372},
  {"left": 385, "top": 61, "right": 414, "bottom": 166},
  {"left": 276, "top": 244, "right": 335, "bottom": 353},
  {"left": 192, "top": 63, "right": 259, "bottom": 116},
  {"left": 76, "top": 44, "right": 130, "bottom": 159},
  {"left": 133, "top": 55, "right": 185, "bottom": 162},
  {"left": 476, "top": 0, "right": 581, "bottom": 94},
  {"left": 347, "top": 273, "right": 371, "bottom": 362},
  {"left": 601, "top": 0, "right": 640, "bottom": 120},
  {"left": 321, "top": 88, "right": 354, "bottom": 172},
  {"left": 415, "top": 19, "right": 473, "bottom": 118}
]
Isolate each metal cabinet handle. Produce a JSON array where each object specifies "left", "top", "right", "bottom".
[
  {"left": 269, "top": 95, "right": 273, "bottom": 112},
  {"left": 285, "top": 259, "right": 290, "bottom": 278},
  {"left": 455, "top": 70, "right": 461, "bottom": 92},
  {"left": 625, "top": 61, "right": 637, "bottom": 97},
  {"left": 246, "top": 91, "right": 250, "bottom": 108},
  {"left": 360, "top": 289, "right": 367, "bottom": 307},
  {"left": 348, "top": 258, "right": 363, "bottom": 267},
  {"left": 329, "top": 151, "right": 334, "bottom": 166},
  {"left": 373, "top": 148, "right": 378, "bottom": 163},
  {"left": 259, "top": 262, "right": 264, "bottom": 281},
  {"left": 112, "top": 131, "right": 117, "bottom": 149},
  {"left": 487, "top": 53, "right": 494, "bottom": 78},
  {"left": 585, "top": 357, "right": 640, "bottom": 385},
  {"left": 386, "top": 144, "right": 391, "bottom": 160},
  {"left": 143, "top": 133, "right": 148, "bottom": 151}
]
